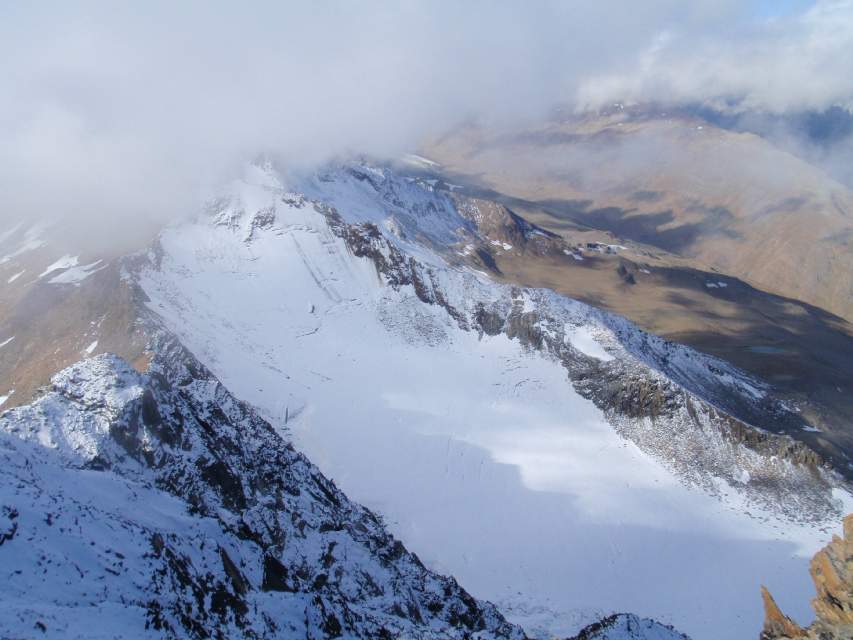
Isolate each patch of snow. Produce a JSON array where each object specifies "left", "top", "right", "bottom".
[
  {"left": 6, "top": 270, "right": 25, "bottom": 283},
  {"left": 802, "top": 424, "right": 821, "bottom": 433},
  {"left": 586, "top": 243, "right": 625, "bottom": 254},
  {"left": 39, "top": 255, "right": 79, "bottom": 278},
  {"left": 0, "top": 336, "right": 14, "bottom": 349},
  {"left": 48, "top": 259, "right": 106, "bottom": 285},
  {"left": 299, "top": 162, "right": 470, "bottom": 262},
  {"left": 84, "top": 340, "right": 99, "bottom": 355},
  {"left": 0, "top": 224, "right": 47, "bottom": 265},
  {"left": 565, "top": 324, "right": 614, "bottom": 361},
  {"left": 0, "top": 390, "right": 12, "bottom": 407},
  {"left": 403, "top": 153, "right": 439, "bottom": 168}
]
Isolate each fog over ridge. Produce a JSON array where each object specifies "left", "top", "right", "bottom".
[{"left": 1, "top": 0, "right": 852, "bottom": 244}]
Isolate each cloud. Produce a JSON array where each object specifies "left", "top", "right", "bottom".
[
  {"left": 0, "top": 1, "right": 850, "bottom": 247},
  {"left": 577, "top": 0, "right": 853, "bottom": 113}
]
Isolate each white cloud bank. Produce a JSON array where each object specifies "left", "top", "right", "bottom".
[
  {"left": 0, "top": 1, "right": 851, "bottom": 242},
  {"left": 577, "top": 0, "right": 853, "bottom": 113}
]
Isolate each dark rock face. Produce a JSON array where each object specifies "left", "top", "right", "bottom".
[
  {"left": 0, "top": 506, "right": 18, "bottom": 546},
  {"left": 475, "top": 303, "right": 505, "bottom": 336},
  {"left": 616, "top": 263, "right": 637, "bottom": 285},
  {"left": 320, "top": 204, "right": 469, "bottom": 328},
  {"left": 142, "top": 341, "right": 526, "bottom": 638}
]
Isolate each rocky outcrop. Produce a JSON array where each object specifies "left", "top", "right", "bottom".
[
  {"left": 453, "top": 196, "right": 563, "bottom": 258},
  {"left": 760, "top": 587, "right": 807, "bottom": 639},
  {"left": 569, "top": 613, "right": 691, "bottom": 639},
  {"left": 320, "top": 203, "right": 469, "bottom": 328},
  {"left": 761, "top": 514, "right": 853, "bottom": 639}
]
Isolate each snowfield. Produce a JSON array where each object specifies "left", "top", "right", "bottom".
[
  {"left": 0, "top": 352, "right": 529, "bottom": 640},
  {"left": 136, "top": 164, "right": 851, "bottom": 640}
]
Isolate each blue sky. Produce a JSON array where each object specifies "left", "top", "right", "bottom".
[{"left": 753, "top": 0, "right": 816, "bottom": 18}]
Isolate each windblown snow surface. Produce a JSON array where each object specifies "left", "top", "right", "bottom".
[{"left": 139, "top": 164, "right": 852, "bottom": 640}]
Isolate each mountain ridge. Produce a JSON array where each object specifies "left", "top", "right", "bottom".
[{"left": 0, "top": 159, "right": 849, "bottom": 639}]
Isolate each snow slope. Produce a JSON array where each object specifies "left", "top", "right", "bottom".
[
  {"left": 137, "top": 163, "right": 851, "bottom": 640},
  {"left": 0, "top": 351, "right": 526, "bottom": 640}
]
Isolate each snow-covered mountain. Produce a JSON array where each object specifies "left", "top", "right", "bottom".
[
  {"left": 1, "top": 160, "right": 850, "bottom": 639},
  {"left": 136, "top": 162, "right": 849, "bottom": 638},
  {"left": 568, "top": 615, "right": 690, "bottom": 640},
  {"left": 0, "top": 345, "right": 528, "bottom": 639}
]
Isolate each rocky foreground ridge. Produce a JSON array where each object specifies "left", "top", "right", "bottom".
[
  {"left": 0, "top": 341, "right": 687, "bottom": 639},
  {"left": 0, "top": 346, "right": 524, "bottom": 639},
  {"left": 762, "top": 514, "right": 853, "bottom": 640}
]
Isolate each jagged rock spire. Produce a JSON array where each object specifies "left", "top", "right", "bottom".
[
  {"left": 761, "top": 514, "right": 853, "bottom": 639},
  {"left": 760, "top": 586, "right": 805, "bottom": 639}
]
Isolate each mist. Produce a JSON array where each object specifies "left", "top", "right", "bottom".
[{"left": 1, "top": 1, "right": 852, "bottom": 249}]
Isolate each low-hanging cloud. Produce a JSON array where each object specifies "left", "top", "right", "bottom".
[
  {"left": 576, "top": 0, "right": 853, "bottom": 113},
  {"left": 1, "top": 0, "right": 851, "bottom": 247}
]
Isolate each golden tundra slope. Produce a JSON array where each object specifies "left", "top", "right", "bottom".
[{"left": 424, "top": 110, "right": 853, "bottom": 323}]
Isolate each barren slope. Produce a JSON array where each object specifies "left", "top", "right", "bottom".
[{"left": 422, "top": 109, "right": 853, "bottom": 323}]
